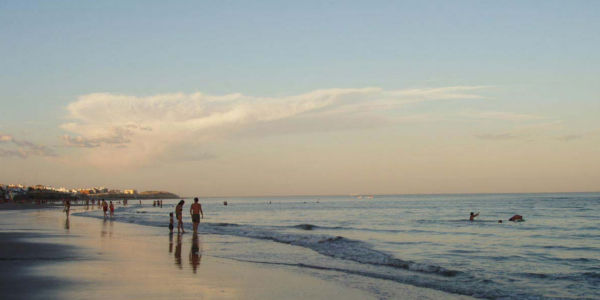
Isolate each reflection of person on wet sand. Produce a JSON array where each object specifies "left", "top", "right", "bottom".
[
  {"left": 169, "top": 233, "right": 173, "bottom": 253},
  {"left": 102, "top": 218, "right": 108, "bottom": 237},
  {"left": 189, "top": 234, "right": 202, "bottom": 273},
  {"left": 101, "top": 218, "right": 114, "bottom": 238},
  {"left": 174, "top": 233, "right": 182, "bottom": 269},
  {"left": 65, "top": 217, "right": 70, "bottom": 230}
]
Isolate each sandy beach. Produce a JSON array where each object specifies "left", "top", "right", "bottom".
[{"left": 0, "top": 205, "right": 474, "bottom": 300}]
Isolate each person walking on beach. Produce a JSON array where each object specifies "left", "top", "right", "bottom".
[
  {"left": 109, "top": 201, "right": 115, "bottom": 217},
  {"left": 64, "top": 199, "right": 71, "bottom": 216},
  {"left": 190, "top": 197, "right": 204, "bottom": 233},
  {"left": 176, "top": 200, "right": 185, "bottom": 233},
  {"left": 102, "top": 200, "right": 108, "bottom": 218}
]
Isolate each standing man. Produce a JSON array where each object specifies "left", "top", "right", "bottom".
[{"left": 190, "top": 197, "right": 204, "bottom": 233}]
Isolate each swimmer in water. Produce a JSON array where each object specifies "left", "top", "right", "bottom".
[
  {"left": 509, "top": 214, "right": 524, "bottom": 222},
  {"left": 469, "top": 212, "right": 479, "bottom": 221}
]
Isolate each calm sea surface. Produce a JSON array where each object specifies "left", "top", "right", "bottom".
[{"left": 78, "top": 193, "right": 600, "bottom": 299}]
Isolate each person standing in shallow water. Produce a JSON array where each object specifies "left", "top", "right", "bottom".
[
  {"left": 109, "top": 201, "right": 115, "bottom": 217},
  {"left": 102, "top": 200, "right": 108, "bottom": 218},
  {"left": 176, "top": 200, "right": 185, "bottom": 233},
  {"left": 190, "top": 197, "right": 204, "bottom": 233}
]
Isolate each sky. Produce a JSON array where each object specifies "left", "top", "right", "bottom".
[{"left": 1, "top": 0, "right": 599, "bottom": 196}]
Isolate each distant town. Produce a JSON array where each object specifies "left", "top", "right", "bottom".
[{"left": 0, "top": 183, "right": 179, "bottom": 201}]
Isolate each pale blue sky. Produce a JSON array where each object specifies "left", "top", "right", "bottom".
[{"left": 1, "top": 1, "right": 599, "bottom": 195}]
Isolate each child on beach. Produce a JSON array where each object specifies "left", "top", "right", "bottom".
[
  {"left": 109, "top": 201, "right": 114, "bottom": 217},
  {"left": 169, "top": 213, "right": 174, "bottom": 233}
]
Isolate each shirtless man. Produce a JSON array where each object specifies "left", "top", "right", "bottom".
[
  {"left": 469, "top": 212, "right": 479, "bottom": 221},
  {"left": 176, "top": 200, "right": 185, "bottom": 233},
  {"left": 190, "top": 197, "right": 204, "bottom": 233}
]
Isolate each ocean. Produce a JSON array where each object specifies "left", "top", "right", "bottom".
[{"left": 76, "top": 193, "right": 600, "bottom": 299}]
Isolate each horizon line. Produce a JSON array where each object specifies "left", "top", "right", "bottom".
[{"left": 180, "top": 190, "right": 600, "bottom": 199}]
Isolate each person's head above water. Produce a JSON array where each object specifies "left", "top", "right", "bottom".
[{"left": 194, "top": 197, "right": 198, "bottom": 203}]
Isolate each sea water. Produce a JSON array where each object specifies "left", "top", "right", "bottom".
[{"left": 77, "top": 193, "right": 600, "bottom": 299}]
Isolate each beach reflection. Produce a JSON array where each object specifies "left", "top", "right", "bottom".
[
  {"left": 65, "top": 217, "right": 70, "bottom": 231},
  {"left": 170, "top": 233, "right": 203, "bottom": 273},
  {"left": 174, "top": 233, "right": 182, "bottom": 269},
  {"left": 189, "top": 234, "right": 202, "bottom": 273},
  {"left": 101, "top": 219, "right": 113, "bottom": 238}
]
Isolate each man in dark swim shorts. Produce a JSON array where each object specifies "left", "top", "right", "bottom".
[{"left": 190, "top": 197, "right": 204, "bottom": 233}]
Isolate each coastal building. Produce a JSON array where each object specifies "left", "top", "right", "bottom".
[{"left": 124, "top": 189, "right": 138, "bottom": 195}]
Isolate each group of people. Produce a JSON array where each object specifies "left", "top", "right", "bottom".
[
  {"left": 65, "top": 198, "right": 116, "bottom": 218},
  {"left": 469, "top": 212, "right": 524, "bottom": 223},
  {"left": 169, "top": 197, "right": 204, "bottom": 234},
  {"left": 63, "top": 197, "right": 205, "bottom": 234}
]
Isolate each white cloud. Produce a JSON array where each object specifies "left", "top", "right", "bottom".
[{"left": 61, "top": 86, "right": 486, "bottom": 168}]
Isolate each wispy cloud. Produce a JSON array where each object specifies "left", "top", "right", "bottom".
[
  {"left": 474, "top": 133, "right": 519, "bottom": 140},
  {"left": 557, "top": 134, "right": 583, "bottom": 142},
  {"left": 60, "top": 86, "right": 487, "bottom": 168},
  {"left": 461, "top": 111, "right": 543, "bottom": 121},
  {"left": 0, "top": 133, "right": 56, "bottom": 158}
]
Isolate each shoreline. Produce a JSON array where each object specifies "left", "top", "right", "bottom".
[{"left": 0, "top": 208, "right": 474, "bottom": 300}]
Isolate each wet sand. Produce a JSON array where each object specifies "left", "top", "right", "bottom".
[{"left": 0, "top": 208, "right": 473, "bottom": 299}]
